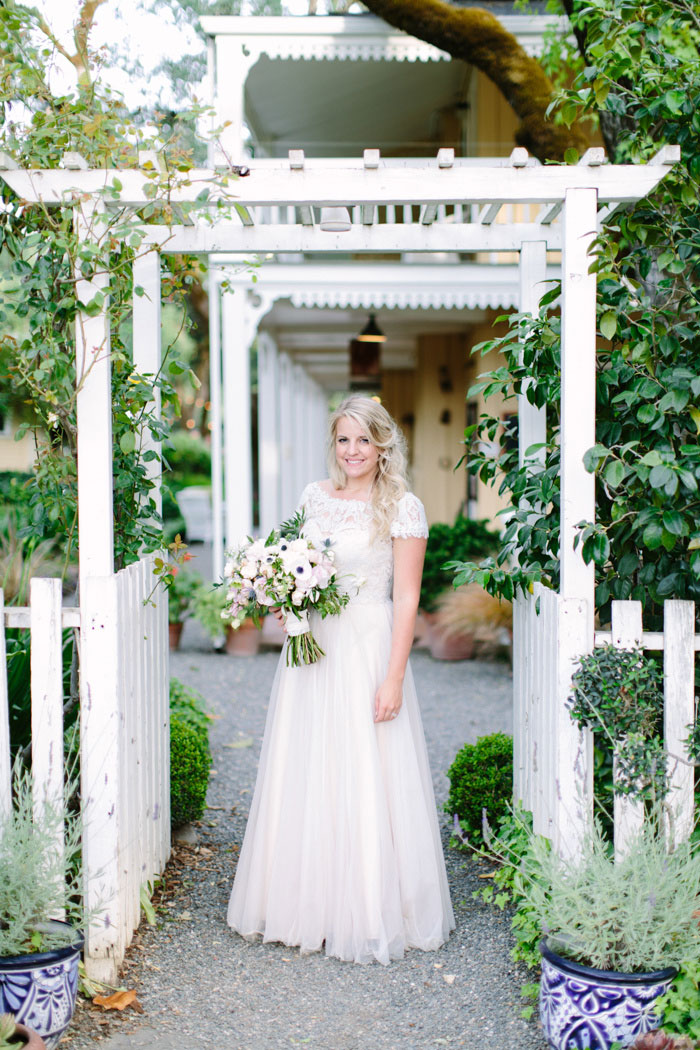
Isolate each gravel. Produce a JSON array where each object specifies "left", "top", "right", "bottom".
[{"left": 62, "top": 622, "right": 548, "bottom": 1050}]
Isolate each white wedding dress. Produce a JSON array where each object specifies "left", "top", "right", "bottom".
[{"left": 227, "top": 481, "right": 455, "bottom": 964}]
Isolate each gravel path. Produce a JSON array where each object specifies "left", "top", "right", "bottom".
[{"left": 63, "top": 624, "right": 548, "bottom": 1050}]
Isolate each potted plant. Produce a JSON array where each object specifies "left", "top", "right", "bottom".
[
  {"left": 429, "top": 583, "right": 512, "bottom": 661},
  {"left": 194, "top": 582, "right": 262, "bottom": 655},
  {"left": 0, "top": 1013, "right": 46, "bottom": 1049},
  {"left": 167, "top": 569, "right": 203, "bottom": 649},
  {"left": 0, "top": 765, "right": 85, "bottom": 1049},
  {"left": 496, "top": 813, "right": 700, "bottom": 1050}
]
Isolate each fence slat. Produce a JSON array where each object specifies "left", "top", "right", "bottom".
[
  {"left": 610, "top": 600, "right": 645, "bottom": 859},
  {"left": 30, "top": 578, "right": 65, "bottom": 852},
  {"left": 0, "top": 590, "right": 10, "bottom": 820},
  {"left": 664, "top": 601, "right": 695, "bottom": 844}
]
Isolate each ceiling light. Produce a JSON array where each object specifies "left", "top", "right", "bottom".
[{"left": 356, "top": 313, "right": 386, "bottom": 343}]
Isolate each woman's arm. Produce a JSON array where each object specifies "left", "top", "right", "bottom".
[{"left": 374, "top": 535, "right": 426, "bottom": 723}]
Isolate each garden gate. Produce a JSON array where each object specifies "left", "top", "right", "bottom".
[{"left": 0, "top": 142, "right": 677, "bottom": 978}]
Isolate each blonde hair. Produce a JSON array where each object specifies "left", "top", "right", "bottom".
[{"left": 327, "top": 396, "right": 408, "bottom": 539}]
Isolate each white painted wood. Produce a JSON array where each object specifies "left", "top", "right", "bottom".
[
  {"left": 75, "top": 202, "right": 114, "bottom": 582},
  {"left": 132, "top": 249, "right": 163, "bottom": 518},
  {"left": 663, "top": 601, "right": 695, "bottom": 844},
  {"left": 211, "top": 39, "right": 255, "bottom": 164},
  {"left": 0, "top": 590, "right": 11, "bottom": 822},
  {"left": 80, "top": 574, "right": 123, "bottom": 982},
  {"left": 141, "top": 222, "right": 563, "bottom": 255},
  {"left": 560, "top": 187, "right": 597, "bottom": 604},
  {"left": 278, "top": 353, "right": 296, "bottom": 519},
  {"left": 554, "top": 595, "right": 593, "bottom": 860},
  {"left": 610, "top": 600, "right": 644, "bottom": 859},
  {"left": 1, "top": 160, "right": 676, "bottom": 208},
  {"left": 221, "top": 292, "right": 254, "bottom": 544},
  {"left": 518, "top": 241, "right": 547, "bottom": 470},
  {"left": 258, "top": 333, "right": 281, "bottom": 537},
  {"left": 30, "top": 578, "right": 64, "bottom": 852},
  {"left": 208, "top": 271, "right": 225, "bottom": 582}
]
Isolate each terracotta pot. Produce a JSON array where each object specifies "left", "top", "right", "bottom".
[
  {"left": 13, "top": 1022, "right": 48, "bottom": 1049},
  {"left": 428, "top": 626, "right": 476, "bottom": 661},
  {"left": 168, "top": 621, "right": 184, "bottom": 650},
  {"left": 225, "top": 621, "right": 261, "bottom": 656}
]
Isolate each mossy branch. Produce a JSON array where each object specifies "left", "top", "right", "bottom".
[{"left": 359, "top": 0, "right": 587, "bottom": 162}]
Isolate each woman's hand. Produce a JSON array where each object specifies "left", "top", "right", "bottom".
[
  {"left": 272, "top": 607, "right": 286, "bottom": 629},
  {"left": 374, "top": 676, "right": 403, "bottom": 723}
]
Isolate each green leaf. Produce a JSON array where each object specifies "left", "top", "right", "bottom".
[
  {"left": 599, "top": 311, "right": 617, "bottom": 341},
  {"left": 642, "top": 522, "right": 663, "bottom": 550},
  {"left": 583, "top": 444, "right": 609, "bottom": 472},
  {"left": 604, "top": 460, "right": 626, "bottom": 488},
  {"left": 662, "top": 510, "right": 686, "bottom": 537},
  {"left": 119, "top": 430, "right": 136, "bottom": 455},
  {"left": 649, "top": 464, "right": 673, "bottom": 490}
]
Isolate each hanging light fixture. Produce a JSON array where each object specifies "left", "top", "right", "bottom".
[
  {"left": 319, "top": 207, "right": 352, "bottom": 232},
  {"left": 349, "top": 338, "right": 382, "bottom": 392},
  {"left": 356, "top": 312, "right": 386, "bottom": 343}
]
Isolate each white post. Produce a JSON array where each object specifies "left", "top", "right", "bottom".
[
  {"left": 81, "top": 574, "right": 123, "bottom": 982},
  {"left": 221, "top": 291, "right": 254, "bottom": 544},
  {"left": 257, "top": 332, "right": 281, "bottom": 536},
  {"left": 132, "top": 249, "right": 163, "bottom": 518},
  {"left": 518, "top": 241, "right": 548, "bottom": 468},
  {"left": 278, "top": 353, "right": 296, "bottom": 519},
  {"left": 610, "top": 600, "right": 644, "bottom": 859},
  {"left": 209, "top": 270, "right": 225, "bottom": 580},
  {"left": 663, "top": 600, "right": 696, "bottom": 844},
  {"left": 210, "top": 37, "right": 255, "bottom": 165},
  {"left": 560, "top": 187, "right": 597, "bottom": 604},
  {"left": 75, "top": 202, "right": 114, "bottom": 583}
]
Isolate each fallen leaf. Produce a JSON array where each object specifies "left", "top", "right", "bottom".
[
  {"left": 224, "top": 738, "right": 254, "bottom": 749},
  {"left": 478, "top": 872, "right": 496, "bottom": 879},
  {"left": 443, "top": 974, "right": 456, "bottom": 985},
  {"left": 93, "top": 989, "right": 139, "bottom": 1012}
]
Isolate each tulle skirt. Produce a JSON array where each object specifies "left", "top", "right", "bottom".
[{"left": 227, "top": 600, "right": 455, "bottom": 964}]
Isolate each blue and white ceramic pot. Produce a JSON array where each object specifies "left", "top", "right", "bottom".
[
  {"left": 539, "top": 939, "right": 677, "bottom": 1050},
  {"left": 0, "top": 923, "right": 83, "bottom": 1050}
]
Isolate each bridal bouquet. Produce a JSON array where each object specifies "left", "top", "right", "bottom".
[{"left": 223, "top": 510, "right": 349, "bottom": 667}]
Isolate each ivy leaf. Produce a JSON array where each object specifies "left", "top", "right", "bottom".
[{"left": 119, "top": 430, "right": 136, "bottom": 455}]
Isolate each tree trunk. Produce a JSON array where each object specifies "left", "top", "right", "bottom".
[{"left": 360, "top": 0, "right": 587, "bottom": 162}]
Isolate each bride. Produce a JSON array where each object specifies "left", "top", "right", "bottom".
[{"left": 227, "top": 395, "right": 454, "bottom": 964}]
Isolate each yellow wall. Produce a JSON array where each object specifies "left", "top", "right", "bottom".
[{"left": 0, "top": 430, "right": 35, "bottom": 473}]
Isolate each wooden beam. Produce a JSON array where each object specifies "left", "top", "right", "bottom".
[
  {"left": 0, "top": 158, "right": 677, "bottom": 208},
  {"left": 479, "top": 202, "right": 502, "bottom": 225},
  {"left": 140, "top": 221, "right": 562, "bottom": 253}
]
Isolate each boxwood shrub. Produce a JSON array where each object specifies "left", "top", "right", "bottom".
[
  {"left": 445, "top": 732, "right": 513, "bottom": 845},
  {"left": 169, "top": 679, "right": 212, "bottom": 828}
]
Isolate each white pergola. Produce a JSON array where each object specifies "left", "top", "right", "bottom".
[{"left": 0, "top": 143, "right": 678, "bottom": 961}]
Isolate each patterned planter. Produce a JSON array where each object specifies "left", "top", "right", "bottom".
[
  {"left": 0, "top": 924, "right": 83, "bottom": 1050},
  {"left": 539, "top": 939, "right": 676, "bottom": 1050}
]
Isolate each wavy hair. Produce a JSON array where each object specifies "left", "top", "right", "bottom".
[{"left": 327, "top": 396, "right": 408, "bottom": 539}]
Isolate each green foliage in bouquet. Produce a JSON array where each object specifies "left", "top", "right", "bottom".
[{"left": 445, "top": 732, "right": 513, "bottom": 846}]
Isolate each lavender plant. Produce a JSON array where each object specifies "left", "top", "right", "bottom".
[
  {"left": 0, "top": 763, "right": 84, "bottom": 957},
  {"left": 503, "top": 812, "right": 700, "bottom": 974}
]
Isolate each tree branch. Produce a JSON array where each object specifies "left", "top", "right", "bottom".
[{"left": 359, "top": 0, "right": 587, "bottom": 161}]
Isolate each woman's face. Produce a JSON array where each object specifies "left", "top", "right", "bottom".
[{"left": 334, "top": 415, "right": 379, "bottom": 485}]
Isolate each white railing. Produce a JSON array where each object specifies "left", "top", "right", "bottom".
[
  {"left": 0, "top": 554, "right": 169, "bottom": 983},
  {"left": 514, "top": 587, "right": 699, "bottom": 857}
]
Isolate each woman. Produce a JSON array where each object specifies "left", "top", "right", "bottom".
[{"left": 227, "top": 395, "right": 454, "bottom": 964}]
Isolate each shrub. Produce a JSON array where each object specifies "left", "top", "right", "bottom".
[
  {"left": 169, "top": 679, "right": 212, "bottom": 827},
  {"left": 170, "top": 717, "right": 211, "bottom": 828},
  {"left": 445, "top": 732, "right": 513, "bottom": 845},
  {"left": 421, "top": 516, "right": 499, "bottom": 612}
]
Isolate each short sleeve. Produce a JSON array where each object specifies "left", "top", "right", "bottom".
[
  {"left": 297, "top": 482, "right": 315, "bottom": 511},
  {"left": 390, "top": 492, "right": 429, "bottom": 540}
]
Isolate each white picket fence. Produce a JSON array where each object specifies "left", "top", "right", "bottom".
[
  {"left": 514, "top": 585, "right": 699, "bottom": 858},
  {"left": 0, "top": 553, "right": 169, "bottom": 982}
]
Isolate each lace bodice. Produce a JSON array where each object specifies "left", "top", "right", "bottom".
[{"left": 299, "top": 481, "right": 428, "bottom": 605}]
